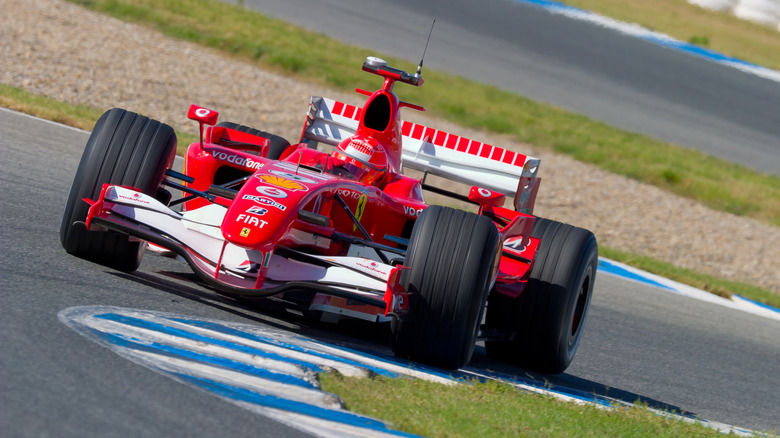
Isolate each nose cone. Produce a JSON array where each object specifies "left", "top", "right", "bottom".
[{"left": 222, "top": 172, "right": 306, "bottom": 248}]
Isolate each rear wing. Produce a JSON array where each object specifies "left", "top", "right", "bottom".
[{"left": 301, "top": 97, "right": 541, "bottom": 214}]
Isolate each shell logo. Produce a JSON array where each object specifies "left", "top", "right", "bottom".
[{"left": 257, "top": 175, "right": 306, "bottom": 191}]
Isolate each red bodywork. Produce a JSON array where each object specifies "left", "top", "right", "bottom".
[{"left": 85, "top": 57, "right": 541, "bottom": 319}]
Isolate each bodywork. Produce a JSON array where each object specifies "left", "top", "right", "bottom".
[{"left": 82, "top": 57, "right": 544, "bottom": 325}]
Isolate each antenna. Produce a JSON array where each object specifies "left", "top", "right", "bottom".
[{"left": 416, "top": 19, "right": 436, "bottom": 76}]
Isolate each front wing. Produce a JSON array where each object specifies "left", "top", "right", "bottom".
[{"left": 81, "top": 185, "right": 408, "bottom": 318}]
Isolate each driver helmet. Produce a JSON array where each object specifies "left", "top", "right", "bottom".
[{"left": 331, "top": 135, "right": 388, "bottom": 185}]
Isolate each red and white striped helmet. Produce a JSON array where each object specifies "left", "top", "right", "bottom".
[{"left": 331, "top": 135, "right": 388, "bottom": 185}]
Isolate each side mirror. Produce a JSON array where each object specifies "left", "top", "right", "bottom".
[
  {"left": 187, "top": 105, "right": 219, "bottom": 148},
  {"left": 468, "top": 186, "right": 505, "bottom": 208},
  {"left": 187, "top": 105, "right": 219, "bottom": 125}
]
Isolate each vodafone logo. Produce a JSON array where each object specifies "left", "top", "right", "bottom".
[
  {"left": 356, "top": 261, "right": 387, "bottom": 275},
  {"left": 403, "top": 205, "right": 424, "bottom": 217},
  {"left": 256, "top": 185, "right": 288, "bottom": 199},
  {"left": 195, "top": 108, "right": 212, "bottom": 118},
  {"left": 211, "top": 150, "right": 263, "bottom": 170},
  {"left": 478, "top": 188, "right": 492, "bottom": 197},
  {"left": 117, "top": 194, "right": 150, "bottom": 204}
]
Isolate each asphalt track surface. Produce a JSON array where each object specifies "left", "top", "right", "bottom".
[
  {"left": 2, "top": 109, "right": 779, "bottom": 436},
  {"left": 233, "top": 0, "right": 780, "bottom": 176}
]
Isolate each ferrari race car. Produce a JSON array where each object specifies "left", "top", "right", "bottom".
[{"left": 60, "top": 56, "right": 598, "bottom": 373}]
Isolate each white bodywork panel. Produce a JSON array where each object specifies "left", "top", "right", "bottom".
[{"left": 94, "top": 186, "right": 392, "bottom": 302}]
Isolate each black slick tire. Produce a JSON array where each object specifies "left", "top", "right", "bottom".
[
  {"left": 60, "top": 108, "right": 177, "bottom": 272},
  {"left": 391, "top": 206, "right": 501, "bottom": 369},
  {"left": 485, "top": 217, "right": 597, "bottom": 374},
  {"left": 216, "top": 121, "right": 291, "bottom": 160}
]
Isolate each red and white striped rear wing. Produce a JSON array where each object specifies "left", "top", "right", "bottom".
[{"left": 302, "top": 97, "right": 541, "bottom": 214}]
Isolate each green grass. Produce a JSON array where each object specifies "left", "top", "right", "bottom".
[
  {"left": 0, "top": 83, "right": 104, "bottom": 131},
  {"left": 319, "top": 373, "right": 739, "bottom": 437},
  {"left": 600, "top": 247, "right": 780, "bottom": 308},
  {"left": 64, "top": 0, "right": 780, "bottom": 227},
  {"left": 0, "top": 84, "right": 198, "bottom": 154}
]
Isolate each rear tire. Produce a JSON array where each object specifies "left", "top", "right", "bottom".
[
  {"left": 391, "top": 206, "right": 501, "bottom": 369},
  {"left": 485, "top": 218, "right": 597, "bottom": 374},
  {"left": 216, "top": 121, "right": 291, "bottom": 160},
  {"left": 60, "top": 108, "right": 177, "bottom": 272}
]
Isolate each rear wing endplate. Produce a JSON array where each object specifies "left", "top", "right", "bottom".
[{"left": 301, "top": 97, "right": 541, "bottom": 213}]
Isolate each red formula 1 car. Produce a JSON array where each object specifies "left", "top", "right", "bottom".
[{"left": 60, "top": 56, "right": 597, "bottom": 373}]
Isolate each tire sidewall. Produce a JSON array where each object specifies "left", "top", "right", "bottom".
[
  {"left": 484, "top": 218, "right": 598, "bottom": 374},
  {"left": 553, "top": 233, "right": 597, "bottom": 367},
  {"left": 60, "top": 108, "right": 176, "bottom": 271}
]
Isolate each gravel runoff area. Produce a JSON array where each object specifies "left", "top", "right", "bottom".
[{"left": 3, "top": 0, "right": 779, "bottom": 294}]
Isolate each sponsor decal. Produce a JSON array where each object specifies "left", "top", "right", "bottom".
[
  {"left": 242, "top": 195, "right": 287, "bottom": 211},
  {"left": 336, "top": 189, "right": 363, "bottom": 199},
  {"left": 269, "top": 170, "right": 317, "bottom": 184},
  {"left": 478, "top": 188, "right": 493, "bottom": 197},
  {"left": 356, "top": 261, "right": 387, "bottom": 275},
  {"left": 256, "top": 185, "right": 288, "bottom": 199},
  {"left": 256, "top": 175, "right": 307, "bottom": 191},
  {"left": 246, "top": 206, "right": 268, "bottom": 215},
  {"left": 194, "top": 108, "right": 212, "bottom": 118},
  {"left": 211, "top": 150, "right": 263, "bottom": 170},
  {"left": 394, "top": 294, "right": 405, "bottom": 312},
  {"left": 353, "top": 194, "right": 368, "bottom": 231},
  {"left": 237, "top": 260, "right": 260, "bottom": 274},
  {"left": 117, "top": 194, "right": 150, "bottom": 204},
  {"left": 236, "top": 214, "right": 268, "bottom": 228},
  {"left": 504, "top": 236, "right": 527, "bottom": 252},
  {"left": 403, "top": 205, "right": 424, "bottom": 217},
  {"left": 240, "top": 228, "right": 250, "bottom": 237}
]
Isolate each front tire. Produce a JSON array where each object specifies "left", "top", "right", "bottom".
[
  {"left": 391, "top": 206, "right": 501, "bottom": 369},
  {"left": 485, "top": 218, "right": 597, "bottom": 374},
  {"left": 60, "top": 108, "right": 177, "bottom": 272}
]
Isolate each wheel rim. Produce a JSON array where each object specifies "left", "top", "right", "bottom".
[{"left": 569, "top": 272, "right": 591, "bottom": 348}]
